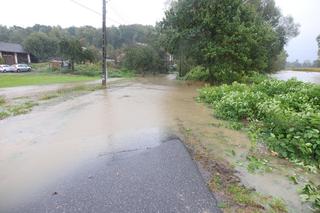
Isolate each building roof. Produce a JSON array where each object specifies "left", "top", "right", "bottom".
[{"left": 0, "top": 41, "right": 27, "bottom": 53}]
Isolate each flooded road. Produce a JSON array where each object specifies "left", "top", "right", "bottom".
[
  {"left": 273, "top": 70, "right": 320, "bottom": 84},
  {"left": 0, "top": 75, "right": 312, "bottom": 212},
  {"left": 0, "top": 76, "right": 219, "bottom": 212}
]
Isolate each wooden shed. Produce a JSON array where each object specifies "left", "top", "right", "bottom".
[{"left": 0, "top": 41, "right": 31, "bottom": 65}]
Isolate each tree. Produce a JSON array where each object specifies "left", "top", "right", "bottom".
[
  {"left": 317, "top": 35, "right": 320, "bottom": 67},
  {"left": 271, "top": 50, "right": 288, "bottom": 71},
  {"left": 123, "top": 45, "right": 160, "bottom": 76},
  {"left": 160, "top": 0, "right": 299, "bottom": 83},
  {"left": 59, "top": 38, "right": 82, "bottom": 71},
  {"left": 23, "top": 32, "right": 59, "bottom": 61}
]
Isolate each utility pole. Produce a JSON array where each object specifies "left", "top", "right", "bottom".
[{"left": 102, "top": 0, "right": 107, "bottom": 86}]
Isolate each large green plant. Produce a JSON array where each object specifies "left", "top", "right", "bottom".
[
  {"left": 199, "top": 78, "right": 320, "bottom": 165},
  {"left": 160, "top": 0, "right": 299, "bottom": 82}
]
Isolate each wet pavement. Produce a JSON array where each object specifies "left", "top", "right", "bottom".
[
  {"left": 6, "top": 139, "right": 219, "bottom": 213},
  {"left": 0, "top": 76, "right": 220, "bottom": 213}
]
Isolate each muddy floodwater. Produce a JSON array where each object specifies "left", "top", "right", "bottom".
[
  {"left": 0, "top": 75, "right": 315, "bottom": 212},
  {"left": 273, "top": 70, "right": 320, "bottom": 84}
]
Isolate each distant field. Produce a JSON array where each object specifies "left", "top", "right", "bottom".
[
  {"left": 0, "top": 73, "right": 98, "bottom": 88},
  {"left": 290, "top": 67, "right": 320, "bottom": 72}
]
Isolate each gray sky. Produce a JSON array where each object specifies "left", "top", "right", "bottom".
[{"left": 0, "top": 0, "right": 319, "bottom": 62}]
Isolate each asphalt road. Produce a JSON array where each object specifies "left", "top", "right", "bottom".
[{"left": 6, "top": 139, "right": 220, "bottom": 213}]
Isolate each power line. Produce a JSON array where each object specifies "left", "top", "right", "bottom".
[
  {"left": 109, "top": 5, "right": 129, "bottom": 24},
  {"left": 69, "top": 0, "right": 101, "bottom": 15},
  {"left": 69, "top": 0, "right": 123, "bottom": 25}
]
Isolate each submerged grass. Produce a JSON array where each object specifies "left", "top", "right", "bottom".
[
  {"left": 0, "top": 96, "right": 5, "bottom": 105},
  {"left": 0, "top": 101, "right": 37, "bottom": 120},
  {"left": 178, "top": 121, "right": 288, "bottom": 212}
]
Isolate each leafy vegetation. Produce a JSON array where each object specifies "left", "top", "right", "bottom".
[
  {"left": 0, "top": 96, "right": 5, "bottom": 105},
  {"left": 160, "top": 0, "right": 299, "bottom": 83},
  {"left": 0, "top": 24, "right": 167, "bottom": 75},
  {"left": 300, "top": 183, "right": 320, "bottom": 211},
  {"left": 198, "top": 78, "right": 320, "bottom": 165},
  {"left": 0, "top": 101, "right": 37, "bottom": 120},
  {"left": 123, "top": 45, "right": 162, "bottom": 75},
  {"left": 183, "top": 66, "right": 209, "bottom": 81}
]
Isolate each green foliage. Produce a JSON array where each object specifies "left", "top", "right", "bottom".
[
  {"left": 0, "top": 101, "right": 37, "bottom": 120},
  {"left": 184, "top": 66, "right": 209, "bottom": 81},
  {"left": 59, "top": 38, "right": 83, "bottom": 71},
  {"left": 246, "top": 156, "right": 272, "bottom": 173},
  {"left": 198, "top": 78, "right": 320, "bottom": 165},
  {"left": 0, "top": 24, "right": 161, "bottom": 66},
  {"left": 24, "top": 32, "right": 59, "bottom": 61},
  {"left": 300, "top": 183, "right": 320, "bottom": 211},
  {"left": 0, "top": 56, "right": 5, "bottom": 64},
  {"left": 160, "top": 0, "right": 299, "bottom": 82},
  {"left": 123, "top": 45, "right": 162, "bottom": 75},
  {"left": 0, "top": 96, "right": 5, "bottom": 105}
]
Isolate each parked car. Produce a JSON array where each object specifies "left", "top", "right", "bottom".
[
  {"left": 11, "top": 64, "right": 32, "bottom": 72},
  {"left": 0, "top": 64, "right": 16, "bottom": 72}
]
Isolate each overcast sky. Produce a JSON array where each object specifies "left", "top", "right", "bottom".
[{"left": 0, "top": 0, "right": 319, "bottom": 62}]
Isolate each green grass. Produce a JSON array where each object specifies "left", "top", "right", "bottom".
[
  {"left": 0, "top": 73, "right": 98, "bottom": 88},
  {"left": 0, "top": 96, "right": 5, "bottom": 105},
  {"left": 289, "top": 67, "right": 320, "bottom": 72},
  {"left": 0, "top": 101, "right": 37, "bottom": 120}
]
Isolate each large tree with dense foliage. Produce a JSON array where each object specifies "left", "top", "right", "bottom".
[
  {"left": 160, "top": 0, "right": 299, "bottom": 82},
  {"left": 123, "top": 45, "right": 161, "bottom": 76},
  {"left": 317, "top": 34, "right": 320, "bottom": 67},
  {"left": 59, "top": 38, "right": 83, "bottom": 71},
  {"left": 24, "top": 32, "right": 59, "bottom": 61}
]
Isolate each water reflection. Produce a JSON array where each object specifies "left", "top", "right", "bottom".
[{"left": 273, "top": 70, "right": 320, "bottom": 84}]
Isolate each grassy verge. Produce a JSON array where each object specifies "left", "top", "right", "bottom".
[
  {"left": 31, "top": 63, "right": 135, "bottom": 78},
  {"left": 0, "top": 83, "right": 106, "bottom": 120},
  {"left": 179, "top": 123, "right": 288, "bottom": 212},
  {"left": 197, "top": 76, "right": 320, "bottom": 210},
  {"left": 0, "top": 98, "right": 37, "bottom": 120},
  {"left": 0, "top": 73, "right": 98, "bottom": 88},
  {"left": 289, "top": 67, "right": 320, "bottom": 72}
]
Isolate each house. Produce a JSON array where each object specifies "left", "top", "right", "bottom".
[{"left": 0, "top": 41, "right": 31, "bottom": 65}]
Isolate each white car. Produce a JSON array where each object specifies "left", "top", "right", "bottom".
[
  {"left": 0, "top": 64, "right": 16, "bottom": 72},
  {"left": 11, "top": 64, "right": 32, "bottom": 72}
]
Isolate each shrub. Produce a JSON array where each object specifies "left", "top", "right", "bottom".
[
  {"left": 198, "top": 77, "right": 320, "bottom": 165},
  {"left": 0, "top": 57, "right": 5, "bottom": 64},
  {"left": 184, "top": 66, "right": 210, "bottom": 81}
]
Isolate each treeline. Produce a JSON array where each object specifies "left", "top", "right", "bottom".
[
  {"left": 286, "top": 35, "right": 320, "bottom": 68},
  {"left": 159, "top": 0, "right": 300, "bottom": 83},
  {"left": 0, "top": 24, "right": 167, "bottom": 74}
]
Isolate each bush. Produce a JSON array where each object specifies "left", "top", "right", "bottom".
[
  {"left": 0, "top": 57, "right": 5, "bottom": 64},
  {"left": 184, "top": 66, "right": 209, "bottom": 81},
  {"left": 198, "top": 77, "right": 320, "bottom": 165}
]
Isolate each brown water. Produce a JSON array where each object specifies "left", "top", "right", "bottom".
[
  {"left": 0, "top": 75, "right": 315, "bottom": 212},
  {"left": 273, "top": 70, "right": 320, "bottom": 84}
]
